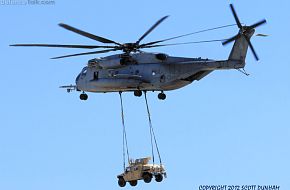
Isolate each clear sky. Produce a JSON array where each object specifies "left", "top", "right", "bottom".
[{"left": 1, "top": 0, "right": 289, "bottom": 190}]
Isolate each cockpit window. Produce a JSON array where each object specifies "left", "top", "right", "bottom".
[{"left": 81, "top": 67, "right": 87, "bottom": 75}]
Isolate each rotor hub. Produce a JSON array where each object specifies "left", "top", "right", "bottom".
[
  {"left": 240, "top": 26, "right": 255, "bottom": 36},
  {"left": 122, "top": 43, "right": 138, "bottom": 53}
]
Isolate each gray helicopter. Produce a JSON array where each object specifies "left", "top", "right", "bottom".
[{"left": 11, "top": 4, "right": 266, "bottom": 100}]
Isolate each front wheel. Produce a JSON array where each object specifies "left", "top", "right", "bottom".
[
  {"left": 118, "top": 177, "right": 126, "bottom": 187},
  {"left": 79, "top": 93, "right": 88, "bottom": 100}
]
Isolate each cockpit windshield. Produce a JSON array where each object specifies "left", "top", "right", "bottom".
[
  {"left": 76, "top": 67, "right": 87, "bottom": 82},
  {"left": 81, "top": 67, "right": 87, "bottom": 75}
]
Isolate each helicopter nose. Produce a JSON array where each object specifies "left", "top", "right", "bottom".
[
  {"left": 75, "top": 73, "right": 81, "bottom": 83},
  {"left": 75, "top": 74, "right": 82, "bottom": 91}
]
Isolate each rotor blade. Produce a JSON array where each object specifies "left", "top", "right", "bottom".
[
  {"left": 51, "top": 49, "right": 119, "bottom": 59},
  {"left": 59, "top": 23, "right": 122, "bottom": 45},
  {"left": 136, "top": 15, "right": 169, "bottom": 45},
  {"left": 142, "top": 39, "right": 225, "bottom": 48},
  {"left": 222, "top": 34, "right": 239, "bottom": 46},
  {"left": 256, "top": 33, "right": 268, "bottom": 37},
  {"left": 245, "top": 36, "right": 259, "bottom": 61},
  {"left": 10, "top": 44, "right": 117, "bottom": 49},
  {"left": 229, "top": 4, "right": 243, "bottom": 29},
  {"left": 140, "top": 24, "right": 238, "bottom": 47},
  {"left": 249, "top": 19, "right": 267, "bottom": 29}
]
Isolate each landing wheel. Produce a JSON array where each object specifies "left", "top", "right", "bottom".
[
  {"left": 129, "top": 180, "right": 137, "bottom": 186},
  {"left": 158, "top": 92, "right": 166, "bottom": 100},
  {"left": 134, "top": 90, "right": 142, "bottom": 97},
  {"left": 143, "top": 172, "right": 152, "bottom": 183},
  {"left": 118, "top": 177, "right": 126, "bottom": 187},
  {"left": 155, "top": 174, "right": 163, "bottom": 182},
  {"left": 79, "top": 93, "right": 88, "bottom": 101}
]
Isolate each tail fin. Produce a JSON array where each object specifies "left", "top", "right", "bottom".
[{"left": 228, "top": 29, "right": 255, "bottom": 65}]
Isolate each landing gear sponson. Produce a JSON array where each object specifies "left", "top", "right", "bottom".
[{"left": 133, "top": 90, "right": 166, "bottom": 100}]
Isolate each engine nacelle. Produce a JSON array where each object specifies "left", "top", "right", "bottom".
[{"left": 98, "top": 58, "right": 125, "bottom": 69}]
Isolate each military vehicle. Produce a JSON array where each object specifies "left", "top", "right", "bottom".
[{"left": 117, "top": 157, "right": 166, "bottom": 187}]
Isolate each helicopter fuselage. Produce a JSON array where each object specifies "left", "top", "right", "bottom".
[{"left": 75, "top": 52, "right": 242, "bottom": 93}]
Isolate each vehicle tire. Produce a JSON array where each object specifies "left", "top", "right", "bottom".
[
  {"left": 143, "top": 172, "right": 152, "bottom": 183},
  {"left": 155, "top": 174, "right": 163, "bottom": 182},
  {"left": 129, "top": 180, "right": 138, "bottom": 186},
  {"left": 118, "top": 177, "right": 126, "bottom": 187},
  {"left": 134, "top": 90, "right": 142, "bottom": 97},
  {"left": 80, "top": 93, "right": 88, "bottom": 100},
  {"left": 158, "top": 92, "right": 166, "bottom": 100},
  {"left": 83, "top": 94, "right": 88, "bottom": 100}
]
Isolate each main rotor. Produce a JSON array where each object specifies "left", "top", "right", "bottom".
[
  {"left": 11, "top": 4, "right": 267, "bottom": 61},
  {"left": 11, "top": 16, "right": 171, "bottom": 59}
]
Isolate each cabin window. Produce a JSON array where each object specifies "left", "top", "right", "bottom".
[
  {"left": 94, "top": 72, "right": 99, "bottom": 80},
  {"left": 160, "top": 74, "right": 165, "bottom": 82},
  {"left": 155, "top": 53, "right": 167, "bottom": 61}
]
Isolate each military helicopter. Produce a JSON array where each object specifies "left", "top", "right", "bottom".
[{"left": 11, "top": 4, "right": 266, "bottom": 101}]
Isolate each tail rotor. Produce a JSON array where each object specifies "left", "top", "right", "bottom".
[{"left": 222, "top": 4, "right": 267, "bottom": 61}]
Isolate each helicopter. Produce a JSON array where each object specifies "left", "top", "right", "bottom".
[{"left": 11, "top": 4, "right": 266, "bottom": 101}]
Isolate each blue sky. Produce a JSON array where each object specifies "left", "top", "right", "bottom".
[{"left": 0, "top": 0, "right": 289, "bottom": 190}]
